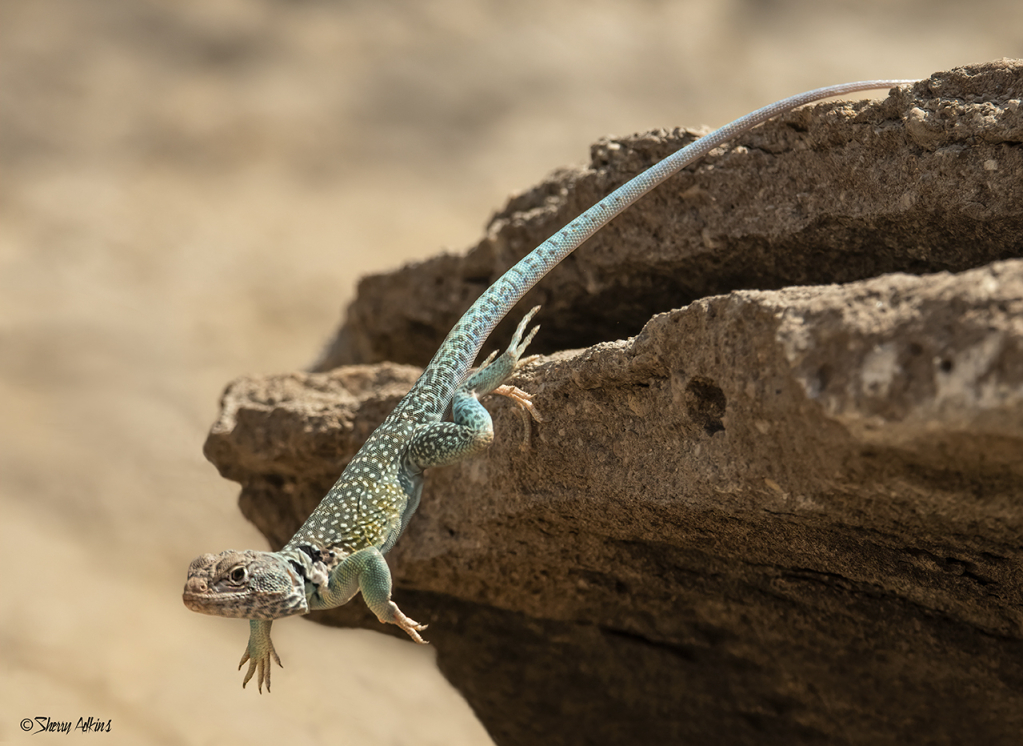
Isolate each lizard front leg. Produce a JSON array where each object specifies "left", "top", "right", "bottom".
[
  {"left": 315, "top": 547, "right": 427, "bottom": 643},
  {"left": 239, "top": 619, "right": 282, "bottom": 693}
]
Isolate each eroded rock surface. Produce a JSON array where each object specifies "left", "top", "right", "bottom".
[
  {"left": 313, "top": 59, "right": 1023, "bottom": 372},
  {"left": 206, "top": 61, "right": 1023, "bottom": 745}
]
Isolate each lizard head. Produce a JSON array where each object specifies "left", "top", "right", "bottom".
[{"left": 182, "top": 550, "right": 309, "bottom": 620}]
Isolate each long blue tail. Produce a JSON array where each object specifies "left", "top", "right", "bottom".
[{"left": 402, "top": 79, "right": 916, "bottom": 421}]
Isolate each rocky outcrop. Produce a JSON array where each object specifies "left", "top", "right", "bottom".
[
  {"left": 205, "top": 61, "right": 1023, "bottom": 745},
  {"left": 312, "top": 59, "right": 1023, "bottom": 372}
]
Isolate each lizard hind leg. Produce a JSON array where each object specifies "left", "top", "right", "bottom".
[
  {"left": 461, "top": 305, "right": 542, "bottom": 400},
  {"left": 478, "top": 305, "right": 543, "bottom": 449},
  {"left": 408, "top": 306, "right": 543, "bottom": 468},
  {"left": 492, "top": 383, "right": 542, "bottom": 449}
]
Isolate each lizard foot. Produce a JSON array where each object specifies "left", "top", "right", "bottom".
[
  {"left": 492, "top": 383, "right": 542, "bottom": 421},
  {"left": 492, "top": 306, "right": 543, "bottom": 449},
  {"left": 507, "top": 305, "right": 541, "bottom": 365},
  {"left": 492, "top": 383, "right": 543, "bottom": 449},
  {"left": 239, "top": 635, "right": 282, "bottom": 694},
  {"left": 386, "top": 606, "right": 429, "bottom": 644}
]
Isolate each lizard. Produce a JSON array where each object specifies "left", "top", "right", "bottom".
[{"left": 183, "top": 78, "right": 915, "bottom": 692}]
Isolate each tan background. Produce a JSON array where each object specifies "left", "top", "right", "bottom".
[{"left": 1, "top": 1, "right": 1018, "bottom": 743}]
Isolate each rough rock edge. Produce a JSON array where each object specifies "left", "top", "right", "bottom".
[
  {"left": 208, "top": 259, "right": 1023, "bottom": 744},
  {"left": 312, "top": 59, "right": 1023, "bottom": 372}
]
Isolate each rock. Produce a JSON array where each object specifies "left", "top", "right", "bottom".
[
  {"left": 311, "top": 59, "right": 1023, "bottom": 372},
  {"left": 205, "top": 61, "right": 1023, "bottom": 745}
]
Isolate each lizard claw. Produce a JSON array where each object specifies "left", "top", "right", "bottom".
[
  {"left": 508, "top": 305, "right": 541, "bottom": 362},
  {"left": 239, "top": 632, "right": 282, "bottom": 694},
  {"left": 391, "top": 608, "right": 429, "bottom": 644},
  {"left": 493, "top": 383, "right": 543, "bottom": 450},
  {"left": 492, "top": 384, "right": 543, "bottom": 422},
  {"left": 474, "top": 349, "right": 499, "bottom": 372}
]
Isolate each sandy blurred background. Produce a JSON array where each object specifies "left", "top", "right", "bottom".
[{"left": 0, "top": 0, "right": 1018, "bottom": 743}]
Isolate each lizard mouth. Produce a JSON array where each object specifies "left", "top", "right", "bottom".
[
  {"left": 182, "top": 592, "right": 221, "bottom": 612},
  {"left": 182, "top": 584, "right": 309, "bottom": 620},
  {"left": 183, "top": 591, "right": 229, "bottom": 614},
  {"left": 182, "top": 587, "right": 258, "bottom": 617}
]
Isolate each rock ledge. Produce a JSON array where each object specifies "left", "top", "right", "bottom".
[{"left": 206, "top": 61, "right": 1023, "bottom": 746}]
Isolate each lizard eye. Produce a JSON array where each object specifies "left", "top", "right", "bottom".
[{"left": 229, "top": 567, "right": 247, "bottom": 583}]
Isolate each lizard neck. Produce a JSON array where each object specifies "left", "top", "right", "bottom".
[{"left": 277, "top": 544, "right": 339, "bottom": 600}]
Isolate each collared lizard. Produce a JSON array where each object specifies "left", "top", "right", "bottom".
[{"left": 183, "top": 79, "right": 914, "bottom": 692}]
